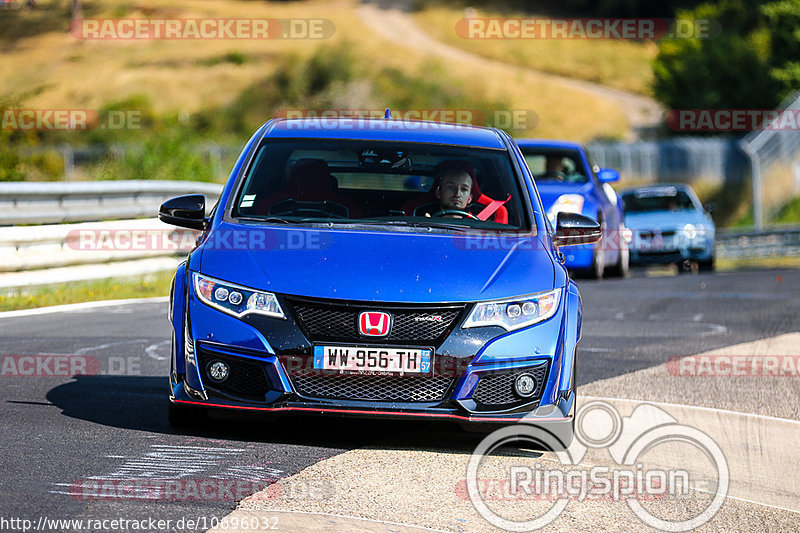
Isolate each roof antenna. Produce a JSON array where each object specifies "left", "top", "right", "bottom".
[{"left": 383, "top": 108, "right": 392, "bottom": 119}]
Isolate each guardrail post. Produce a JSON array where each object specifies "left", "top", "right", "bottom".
[
  {"left": 58, "top": 143, "right": 75, "bottom": 181},
  {"left": 740, "top": 142, "right": 763, "bottom": 230},
  {"left": 207, "top": 142, "right": 222, "bottom": 180}
]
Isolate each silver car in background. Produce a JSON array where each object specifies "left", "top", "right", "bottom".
[{"left": 620, "top": 184, "right": 716, "bottom": 272}]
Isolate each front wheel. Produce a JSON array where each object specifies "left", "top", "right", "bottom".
[
  {"left": 606, "top": 229, "right": 629, "bottom": 278},
  {"left": 699, "top": 256, "right": 715, "bottom": 272},
  {"left": 589, "top": 242, "right": 605, "bottom": 279}
]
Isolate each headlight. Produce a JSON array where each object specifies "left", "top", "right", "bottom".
[
  {"left": 547, "top": 194, "right": 585, "bottom": 227},
  {"left": 683, "top": 224, "right": 705, "bottom": 240},
  {"left": 192, "top": 273, "right": 285, "bottom": 319},
  {"left": 463, "top": 289, "right": 561, "bottom": 331}
]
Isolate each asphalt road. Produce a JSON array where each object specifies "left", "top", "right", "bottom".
[{"left": 0, "top": 267, "right": 797, "bottom": 531}]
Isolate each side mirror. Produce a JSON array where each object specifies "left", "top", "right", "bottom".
[
  {"left": 703, "top": 203, "right": 715, "bottom": 214},
  {"left": 597, "top": 168, "right": 620, "bottom": 183},
  {"left": 553, "top": 212, "right": 602, "bottom": 247},
  {"left": 159, "top": 195, "right": 208, "bottom": 230}
]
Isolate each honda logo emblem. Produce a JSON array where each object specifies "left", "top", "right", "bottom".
[{"left": 358, "top": 311, "right": 392, "bottom": 337}]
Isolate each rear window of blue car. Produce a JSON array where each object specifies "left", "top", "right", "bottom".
[{"left": 231, "top": 139, "right": 533, "bottom": 232}]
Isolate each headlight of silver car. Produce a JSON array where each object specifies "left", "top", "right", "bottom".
[
  {"left": 193, "top": 273, "right": 285, "bottom": 319},
  {"left": 463, "top": 289, "right": 562, "bottom": 331},
  {"left": 683, "top": 223, "right": 707, "bottom": 240}
]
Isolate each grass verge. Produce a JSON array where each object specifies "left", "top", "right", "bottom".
[
  {"left": 0, "top": 270, "right": 173, "bottom": 312},
  {"left": 716, "top": 256, "right": 800, "bottom": 272}
]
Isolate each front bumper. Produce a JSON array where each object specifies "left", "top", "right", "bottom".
[
  {"left": 630, "top": 246, "right": 712, "bottom": 265},
  {"left": 170, "top": 376, "right": 575, "bottom": 445},
  {"left": 170, "top": 268, "right": 581, "bottom": 449}
]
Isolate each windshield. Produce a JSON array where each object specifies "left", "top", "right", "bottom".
[
  {"left": 521, "top": 148, "right": 589, "bottom": 183},
  {"left": 621, "top": 188, "right": 697, "bottom": 213},
  {"left": 232, "top": 139, "right": 531, "bottom": 232}
]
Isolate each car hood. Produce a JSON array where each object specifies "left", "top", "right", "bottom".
[
  {"left": 535, "top": 182, "right": 594, "bottom": 210},
  {"left": 624, "top": 210, "right": 711, "bottom": 230},
  {"left": 196, "top": 223, "right": 556, "bottom": 303}
]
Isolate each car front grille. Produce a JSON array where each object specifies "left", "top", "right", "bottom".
[
  {"left": 290, "top": 370, "right": 453, "bottom": 402},
  {"left": 472, "top": 362, "right": 549, "bottom": 410},
  {"left": 196, "top": 348, "right": 271, "bottom": 400},
  {"left": 286, "top": 297, "right": 464, "bottom": 344}
]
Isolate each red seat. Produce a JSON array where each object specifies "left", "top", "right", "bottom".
[
  {"left": 254, "top": 158, "right": 362, "bottom": 218},
  {"left": 401, "top": 161, "right": 508, "bottom": 224}
]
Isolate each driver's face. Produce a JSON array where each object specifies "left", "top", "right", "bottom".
[{"left": 436, "top": 171, "right": 473, "bottom": 210}]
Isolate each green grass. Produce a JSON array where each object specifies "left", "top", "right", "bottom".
[
  {"left": 716, "top": 256, "right": 800, "bottom": 271},
  {"left": 776, "top": 196, "right": 800, "bottom": 224},
  {"left": 0, "top": 271, "right": 174, "bottom": 312}
]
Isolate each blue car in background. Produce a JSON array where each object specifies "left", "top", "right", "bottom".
[
  {"left": 516, "top": 139, "right": 629, "bottom": 279},
  {"left": 158, "top": 116, "right": 603, "bottom": 448},
  {"left": 620, "top": 184, "right": 716, "bottom": 272}
]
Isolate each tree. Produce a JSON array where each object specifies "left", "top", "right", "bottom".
[{"left": 653, "top": 0, "right": 800, "bottom": 112}]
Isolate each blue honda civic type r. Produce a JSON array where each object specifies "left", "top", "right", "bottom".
[{"left": 159, "top": 116, "right": 601, "bottom": 448}]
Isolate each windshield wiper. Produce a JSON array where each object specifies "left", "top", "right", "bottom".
[{"left": 235, "top": 216, "right": 294, "bottom": 224}]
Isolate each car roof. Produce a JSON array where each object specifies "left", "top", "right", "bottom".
[
  {"left": 514, "top": 138, "right": 584, "bottom": 150},
  {"left": 261, "top": 118, "right": 508, "bottom": 149}
]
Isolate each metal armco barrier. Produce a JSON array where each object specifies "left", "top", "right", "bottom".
[
  {"left": 717, "top": 226, "right": 800, "bottom": 259},
  {"left": 0, "top": 180, "right": 798, "bottom": 287},
  {"left": 0, "top": 180, "right": 222, "bottom": 225},
  {"left": 0, "top": 219, "right": 200, "bottom": 273}
]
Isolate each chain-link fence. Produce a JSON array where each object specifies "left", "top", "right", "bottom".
[
  {"left": 587, "top": 137, "right": 749, "bottom": 187},
  {"left": 739, "top": 92, "right": 800, "bottom": 229}
]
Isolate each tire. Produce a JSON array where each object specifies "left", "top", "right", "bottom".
[
  {"left": 606, "top": 226, "right": 629, "bottom": 278},
  {"left": 168, "top": 400, "right": 206, "bottom": 428},
  {"left": 699, "top": 256, "right": 715, "bottom": 272},
  {"left": 589, "top": 241, "right": 605, "bottom": 279}
]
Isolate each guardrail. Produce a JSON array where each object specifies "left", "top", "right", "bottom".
[
  {"left": 0, "top": 180, "right": 222, "bottom": 225},
  {"left": 717, "top": 226, "right": 800, "bottom": 259},
  {"left": 0, "top": 219, "right": 200, "bottom": 273},
  {"left": 0, "top": 180, "right": 798, "bottom": 288}
]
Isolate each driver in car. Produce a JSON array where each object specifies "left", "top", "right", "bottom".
[{"left": 435, "top": 167, "right": 474, "bottom": 214}]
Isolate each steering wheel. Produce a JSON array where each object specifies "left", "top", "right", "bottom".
[
  {"left": 540, "top": 170, "right": 567, "bottom": 182},
  {"left": 430, "top": 209, "right": 478, "bottom": 220}
]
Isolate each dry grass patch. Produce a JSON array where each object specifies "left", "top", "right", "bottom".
[
  {"left": 413, "top": 6, "right": 657, "bottom": 96},
  {"left": 1, "top": 0, "right": 628, "bottom": 142}
]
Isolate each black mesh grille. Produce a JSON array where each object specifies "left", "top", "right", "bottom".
[
  {"left": 290, "top": 370, "right": 453, "bottom": 402},
  {"left": 472, "top": 363, "right": 548, "bottom": 409},
  {"left": 197, "top": 348, "right": 270, "bottom": 400},
  {"left": 287, "top": 298, "right": 464, "bottom": 344}
]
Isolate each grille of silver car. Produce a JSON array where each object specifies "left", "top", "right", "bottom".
[
  {"left": 472, "top": 362, "right": 549, "bottom": 409},
  {"left": 290, "top": 370, "right": 453, "bottom": 402}
]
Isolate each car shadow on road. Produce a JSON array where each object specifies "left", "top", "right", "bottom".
[{"left": 46, "top": 375, "right": 540, "bottom": 457}]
